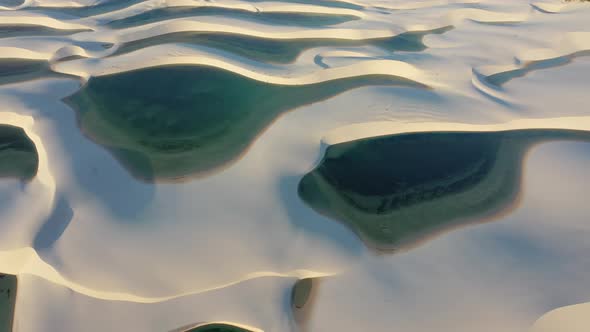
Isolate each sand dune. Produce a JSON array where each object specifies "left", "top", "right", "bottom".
[
  {"left": 0, "top": 247, "right": 333, "bottom": 303},
  {"left": 87, "top": 0, "right": 366, "bottom": 24},
  {"left": 1, "top": 0, "right": 589, "bottom": 331},
  {"left": 0, "top": 113, "right": 55, "bottom": 251},
  {"left": 323, "top": 116, "right": 590, "bottom": 145}
]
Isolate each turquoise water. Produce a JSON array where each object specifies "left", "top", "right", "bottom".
[
  {"left": 0, "top": 26, "right": 89, "bottom": 39},
  {"left": 107, "top": 7, "right": 358, "bottom": 29},
  {"left": 0, "top": 125, "right": 38, "bottom": 181},
  {"left": 66, "top": 65, "right": 422, "bottom": 181},
  {"left": 26, "top": 0, "right": 141, "bottom": 17},
  {"left": 291, "top": 278, "right": 313, "bottom": 309},
  {"left": 298, "top": 130, "right": 590, "bottom": 251},
  {"left": 114, "top": 27, "right": 452, "bottom": 63},
  {"left": 0, "top": 0, "right": 23, "bottom": 7}
]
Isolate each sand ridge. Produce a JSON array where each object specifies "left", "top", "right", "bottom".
[{"left": 1, "top": 0, "right": 590, "bottom": 331}]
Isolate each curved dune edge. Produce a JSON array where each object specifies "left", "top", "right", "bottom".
[
  {"left": 373, "top": 0, "right": 480, "bottom": 11},
  {"left": 0, "top": 4, "right": 535, "bottom": 69},
  {"left": 52, "top": 45, "right": 432, "bottom": 87},
  {"left": 0, "top": 47, "right": 51, "bottom": 61},
  {"left": 474, "top": 32, "right": 590, "bottom": 90},
  {"left": 172, "top": 321, "right": 263, "bottom": 332},
  {"left": 104, "top": 6, "right": 527, "bottom": 46},
  {"left": 323, "top": 116, "right": 590, "bottom": 146},
  {"left": 531, "top": 302, "right": 590, "bottom": 332},
  {"left": 0, "top": 247, "right": 335, "bottom": 303},
  {"left": 530, "top": 1, "right": 588, "bottom": 14},
  {"left": 89, "top": 0, "right": 366, "bottom": 24},
  {"left": 110, "top": 20, "right": 407, "bottom": 44},
  {"left": 0, "top": 12, "right": 92, "bottom": 31},
  {"left": 0, "top": 113, "right": 55, "bottom": 249},
  {"left": 50, "top": 45, "right": 91, "bottom": 63},
  {"left": 442, "top": 7, "right": 530, "bottom": 25}
]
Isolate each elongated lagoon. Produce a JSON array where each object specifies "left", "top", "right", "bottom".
[
  {"left": 298, "top": 130, "right": 590, "bottom": 251},
  {"left": 113, "top": 27, "right": 452, "bottom": 64},
  {"left": 66, "top": 65, "right": 423, "bottom": 181},
  {"left": 108, "top": 7, "right": 358, "bottom": 29}
]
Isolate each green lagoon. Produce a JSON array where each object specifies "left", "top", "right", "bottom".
[
  {"left": 0, "top": 125, "right": 38, "bottom": 181},
  {"left": 113, "top": 27, "right": 452, "bottom": 63},
  {"left": 245, "top": 0, "right": 364, "bottom": 10},
  {"left": 291, "top": 278, "right": 313, "bottom": 310},
  {"left": 26, "top": 0, "right": 141, "bottom": 17},
  {"left": 0, "top": 59, "right": 52, "bottom": 86},
  {"left": 0, "top": 25, "right": 89, "bottom": 38},
  {"left": 108, "top": 7, "right": 358, "bottom": 29},
  {"left": 66, "top": 65, "right": 422, "bottom": 181},
  {"left": 298, "top": 130, "right": 590, "bottom": 251}
]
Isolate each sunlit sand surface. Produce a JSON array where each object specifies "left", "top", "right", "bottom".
[
  {"left": 107, "top": 8, "right": 359, "bottom": 30},
  {"left": 0, "top": 0, "right": 589, "bottom": 331},
  {"left": 532, "top": 302, "right": 590, "bottom": 332}
]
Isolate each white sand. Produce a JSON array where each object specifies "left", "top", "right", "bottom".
[
  {"left": 0, "top": 0, "right": 589, "bottom": 331},
  {"left": 532, "top": 302, "right": 590, "bottom": 332}
]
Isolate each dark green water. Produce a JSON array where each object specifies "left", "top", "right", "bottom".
[
  {"left": 0, "top": 0, "right": 23, "bottom": 7},
  {"left": 0, "top": 274, "right": 16, "bottom": 332},
  {"left": 66, "top": 65, "right": 422, "bottom": 181},
  {"left": 184, "top": 324, "right": 253, "bottom": 332},
  {"left": 291, "top": 278, "right": 313, "bottom": 309},
  {"left": 113, "top": 27, "right": 452, "bottom": 63},
  {"left": 0, "top": 59, "right": 79, "bottom": 85},
  {"left": 108, "top": 7, "right": 358, "bottom": 29},
  {"left": 0, "top": 59, "right": 49, "bottom": 85},
  {"left": 0, "top": 26, "right": 90, "bottom": 39},
  {"left": 0, "top": 125, "right": 38, "bottom": 181},
  {"left": 298, "top": 130, "right": 590, "bottom": 251},
  {"left": 245, "top": 0, "right": 364, "bottom": 10},
  {"left": 26, "top": 0, "right": 141, "bottom": 17}
]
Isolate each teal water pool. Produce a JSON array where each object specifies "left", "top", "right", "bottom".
[{"left": 298, "top": 129, "right": 590, "bottom": 251}]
